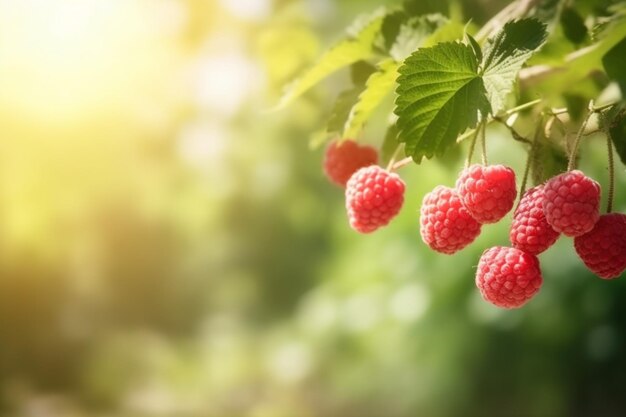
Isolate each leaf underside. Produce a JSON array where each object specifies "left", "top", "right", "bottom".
[
  {"left": 343, "top": 59, "right": 399, "bottom": 139},
  {"left": 481, "top": 18, "right": 548, "bottom": 114},
  {"left": 274, "top": 10, "right": 385, "bottom": 110}
]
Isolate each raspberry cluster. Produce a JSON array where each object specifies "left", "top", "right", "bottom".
[
  {"left": 420, "top": 164, "right": 517, "bottom": 255},
  {"left": 510, "top": 186, "right": 560, "bottom": 255},
  {"left": 322, "top": 137, "right": 625, "bottom": 310}
]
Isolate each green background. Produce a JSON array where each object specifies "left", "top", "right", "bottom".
[{"left": 0, "top": 0, "right": 625, "bottom": 416}]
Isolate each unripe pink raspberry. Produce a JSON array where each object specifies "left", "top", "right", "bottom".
[
  {"left": 476, "top": 246, "right": 543, "bottom": 309},
  {"left": 345, "top": 166, "right": 405, "bottom": 233},
  {"left": 543, "top": 170, "right": 601, "bottom": 237},
  {"left": 323, "top": 140, "right": 378, "bottom": 187},
  {"left": 420, "top": 186, "right": 482, "bottom": 254},
  {"left": 574, "top": 213, "right": 626, "bottom": 279},
  {"left": 510, "top": 186, "right": 560, "bottom": 254},
  {"left": 455, "top": 164, "right": 517, "bottom": 224}
]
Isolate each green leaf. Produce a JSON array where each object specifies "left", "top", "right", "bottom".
[
  {"left": 403, "top": 0, "right": 448, "bottom": 16},
  {"left": 327, "top": 87, "right": 364, "bottom": 134},
  {"left": 343, "top": 59, "right": 399, "bottom": 138},
  {"left": 529, "top": 6, "right": 626, "bottom": 96},
  {"left": 560, "top": 6, "right": 588, "bottom": 44},
  {"left": 350, "top": 61, "right": 377, "bottom": 85},
  {"left": 465, "top": 32, "right": 482, "bottom": 62},
  {"left": 274, "top": 9, "right": 386, "bottom": 110},
  {"left": 481, "top": 19, "right": 548, "bottom": 114},
  {"left": 394, "top": 42, "right": 490, "bottom": 162},
  {"left": 603, "top": 37, "right": 626, "bottom": 96},
  {"left": 389, "top": 14, "right": 449, "bottom": 61},
  {"left": 610, "top": 117, "right": 626, "bottom": 167},
  {"left": 379, "top": 11, "right": 451, "bottom": 60},
  {"left": 380, "top": 10, "right": 407, "bottom": 52},
  {"left": 601, "top": 105, "right": 626, "bottom": 166},
  {"left": 421, "top": 20, "right": 466, "bottom": 47}
]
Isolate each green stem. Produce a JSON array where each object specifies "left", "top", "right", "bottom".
[
  {"left": 457, "top": 99, "right": 543, "bottom": 144},
  {"left": 391, "top": 156, "right": 413, "bottom": 171},
  {"left": 480, "top": 122, "right": 488, "bottom": 165},
  {"left": 466, "top": 125, "right": 480, "bottom": 167},
  {"left": 386, "top": 144, "right": 403, "bottom": 171},
  {"left": 567, "top": 101, "right": 594, "bottom": 171},
  {"left": 519, "top": 118, "right": 543, "bottom": 204},
  {"left": 503, "top": 98, "right": 543, "bottom": 116},
  {"left": 606, "top": 132, "right": 615, "bottom": 213}
]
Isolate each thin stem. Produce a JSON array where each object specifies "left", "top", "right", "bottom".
[
  {"left": 606, "top": 132, "right": 615, "bottom": 213},
  {"left": 594, "top": 102, "right": 618, "bottom": 113},
  {"left": 480, "top": 121, "right": 488, "bottom": 165},
  {"left": 519, "top": 118, "right": 543, "bottom": 204},
  {"left": 386, "top": 144, "right": 403, "bottom": 171},
  {"left": 567, "top": 100, "right": 594, "bottom": 171},
  {"left": 503, "top": 98, "right": 543, "bottom": 116},
  {"left": 391, "top": 156, "right": 413, "bottom": 171},
  {"left": 456, "top": 127, "right": 478, "bottom": 143},
  {"left": 456, "top": 99, "right": 544, "bottom": 144},
  {"left": 466, "top": 125, "right": 480, "bottom": 167},
  {"left": 494, "top": 117, "right": 531, "bottom": 144}
]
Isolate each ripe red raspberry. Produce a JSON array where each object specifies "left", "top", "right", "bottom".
[
  {"left": 420, "top": 186, "right": 482, "bottom": 254},
  {"left": 455, "top": 164, "right": 517, "bottom": 224},
  {"left": 510, "top": 186, "right": 560, "bottom": 255},
  {"left": 345, "top": 166, "right": 405, "bottom": 233},
  {"left": 543, "top": 170, "right": 601, "bottom": 237},
  {"left": 323, "top": 140, "right": 378, "bottom": 187},
  {"left": 476, "top": 246, "right": 543, "bottom": 309},
  {"left": 574, "top": 213, "right": 626, "bottom": 279}
]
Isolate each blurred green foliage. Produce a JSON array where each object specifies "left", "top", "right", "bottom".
[{"left": 0, "top": 0, "right": 625, "bottom": 416}]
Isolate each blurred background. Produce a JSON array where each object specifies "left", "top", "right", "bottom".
[{"left": 0, "top": 0, "right": 625, "bottom": 416}]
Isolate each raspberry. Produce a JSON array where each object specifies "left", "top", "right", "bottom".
[
  {"left": 510, "top": 186, "right": 560, "bottom": 254},
  {"left": 345, "top": 166, "right": 405, "bottom": 233},
  {"left": 574, "top": 213, "right": 626, "bottom": 279},
  {"left": 323, "top": 140, "right": 378, "bottom": 187},
  {"left": 420, "top": 186, "right": 482, "bottom": 254},
  {"left": 455, "top": 164, "right": 517, "bottom": 224},
  {"left": 476, "top": 246, "right": 543, "bottom": 309},
  {"left": 543, "top": 170, "right": 601, "bottom": 237}
]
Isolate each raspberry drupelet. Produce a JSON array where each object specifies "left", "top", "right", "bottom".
[
  {"left": 510, "top": 185, "right": 560, "bottom": 255},
  {"left": 542, "top": 170, "right": 601, "bottom": 237},
  {"left": 420, "top": 186, "right": 482, "bottom": 254},
  {"left": 345, "top": 166, "right": 405, "bottom": 233},
  {"left": 456, "top": 164, "right": 517, "bottom": 224},
  {"left": 574, "top": 213, "right": 626, "bottom": 279},
  {"left": 323, "top": 140, "right": 378, "bottom": 187},
  {"left": 476, "top": 246, "right": 543, "bottom": 308}
]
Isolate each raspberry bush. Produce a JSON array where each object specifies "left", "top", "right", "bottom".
[{"left": 280, "top": 0, "right": 626, "bottom": 308}]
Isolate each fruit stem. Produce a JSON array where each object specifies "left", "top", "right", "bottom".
[
  {"left": 391, "top": 156, "right": 413, "bottom": 171},
  {"left": 466, "top": 124, "right": 480, "bottom": 167},
  {"left": 503, "top": 98, "right": 543, "bottom": 116},
  {"left": 567, "top": 100, "right": 594, "bottom": 171},
  {"left": 518, "top": 117, "right": 543, "bottom": 206},
  {"left": 480, "top": 121, "right": 488, "bottom": 165},
  {"left": 457, "top": 99, "right": 544, "bottom": 144},
  {"left": 386, "top": 144, "right": 403, "bottom": 171},
  {"left": 606, "top": 131, "right": 615, "bottom": 213}
]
